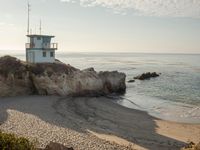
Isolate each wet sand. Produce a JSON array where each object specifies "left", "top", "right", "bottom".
[{"left": 0, "top": 96, "right": 200, "bottom": 150}]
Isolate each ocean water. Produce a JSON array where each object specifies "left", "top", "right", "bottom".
[{"left": 1, "top": 51, "right": 200, "bottom": 123}]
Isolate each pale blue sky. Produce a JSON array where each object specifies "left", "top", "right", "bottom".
[{"left": 0, "top": 0, "right": 200, "bottom": 53}]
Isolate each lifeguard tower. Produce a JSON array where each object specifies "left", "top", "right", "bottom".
[
  {"left": 26, "top": 35, "right": 57, "bottom": 63},
  {"left": 25, "top": 3, "right": 58, "bottom": 63}
]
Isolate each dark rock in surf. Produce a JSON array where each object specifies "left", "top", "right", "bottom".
[
  {"left": 128, "top": 79, "right": 135, "bottom": 83},
  {"left": 134, "top": 72, "right": 160, "bottom": 80}
]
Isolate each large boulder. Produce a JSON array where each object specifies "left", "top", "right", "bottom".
[
  {"left": 99, "top": 71, "right": 126, "bottom": 94},
  {"left": 31, "top": 68, "right": 104, "bottom": 96},
  {"left": 42, "top": 142, "right": 74, "bottom": 150},
  {"left": 0, "top": 56, "right": 126, "bottom": 97}
]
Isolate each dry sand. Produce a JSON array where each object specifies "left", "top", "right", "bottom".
[{"left": 0, "top": 96, "right": 200, "bottom": 150}]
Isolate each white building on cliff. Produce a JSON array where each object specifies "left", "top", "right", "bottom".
[
  {"left": 25, "top": 3, "right": 58, "bottom": 63},
  {"left": 26, "top": 35, "right": 57, "bottom": 63}
]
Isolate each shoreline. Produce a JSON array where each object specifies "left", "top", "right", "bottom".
[
  {"left": 0, "top": 96, "right": 200, "bottom": 150},
  {"left": 115, "top": 93, "right": 200, "bottom": 124}
]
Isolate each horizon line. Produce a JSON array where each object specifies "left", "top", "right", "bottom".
[{"left": 0, "top": 49, "right": 200, "bottom": 55}]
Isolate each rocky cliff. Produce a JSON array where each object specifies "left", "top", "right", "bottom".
[{"left": 0, "top": 56, "right": 126, "bottom": 97}]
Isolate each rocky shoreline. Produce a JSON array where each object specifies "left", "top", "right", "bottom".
[{"left": 0, "top": 56, "right": 126, "bottom": 97}]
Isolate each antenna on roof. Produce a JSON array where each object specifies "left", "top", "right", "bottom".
[
  {"left": 39, "top": 19, "right": 42, "bottom": 35},
  {"left": 27, "top": 1, "right": 31, "bottom": 35}
]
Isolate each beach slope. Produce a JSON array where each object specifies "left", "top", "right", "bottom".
[{"left": 0, "top": 96, "right": 199, "bottom": 150}]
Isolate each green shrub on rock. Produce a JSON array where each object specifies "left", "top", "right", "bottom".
[{"left": 0, "top": 131, "right": 36, "bottom": 150}]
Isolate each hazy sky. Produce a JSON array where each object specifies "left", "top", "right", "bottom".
[{"left": 0, "top": 0, "right": 200, "bottom": 53}]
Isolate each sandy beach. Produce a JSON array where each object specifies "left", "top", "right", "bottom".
[{"left": 0, "top": 96, "right": 200, "bottom": 150}]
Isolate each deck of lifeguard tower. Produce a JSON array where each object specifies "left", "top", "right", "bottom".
[{"left": 26, "top": 34, "right": 58, "bottom": 50}]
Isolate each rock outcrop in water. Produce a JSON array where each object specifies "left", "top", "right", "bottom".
[
  {"left": 0, "top": 56, "right": 126, "bottom": 97},
  {"left": 127, "top": 79, "right": 135, "bottom": 83},
  {"left": 134, "top": 72, "right": 160, "bottom": 80}
]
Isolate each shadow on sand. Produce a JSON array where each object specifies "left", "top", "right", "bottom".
[{"left": 0, "top": 96, "right": 186, "bottom": 150}]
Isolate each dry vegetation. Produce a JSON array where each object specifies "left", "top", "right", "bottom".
[{"left": 0, "top": 131, "right": 36, "bottom": 150}]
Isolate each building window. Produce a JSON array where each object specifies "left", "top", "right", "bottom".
[
  {"left": 43, "top": 52, "right": 46, "bottom": 57},
  {"left": 50, "top": 52, "right": 54, "bottom": 57},
  {"left": 37, "top": 37, "right": 41, "bottom": 40}
]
